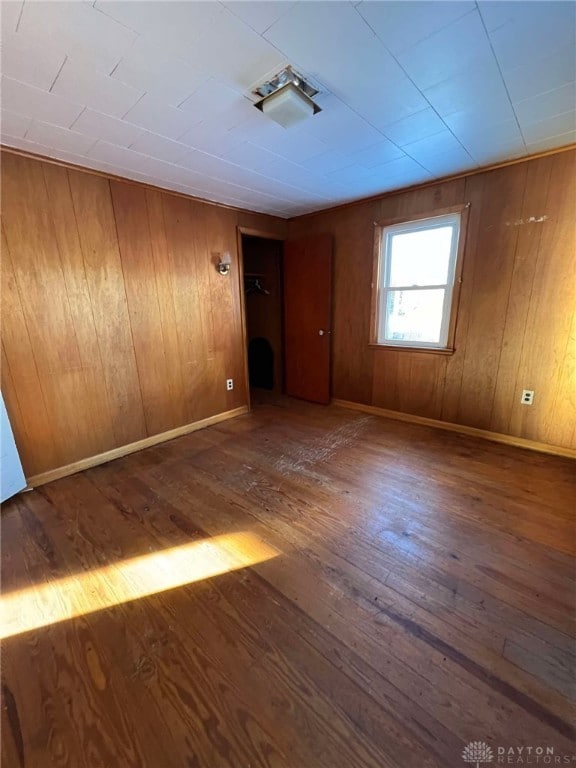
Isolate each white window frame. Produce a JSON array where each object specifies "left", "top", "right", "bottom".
[{"left": 375, "top": 212, "right": 463, "bottom": 351}]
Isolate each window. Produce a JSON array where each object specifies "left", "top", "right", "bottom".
[{"left": 372, "top": 209, "right": 466, "bottom": 351}]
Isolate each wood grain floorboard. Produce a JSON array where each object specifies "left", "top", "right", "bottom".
[{"left": 2, "top": 396, "right": 575, "bottom": 767}]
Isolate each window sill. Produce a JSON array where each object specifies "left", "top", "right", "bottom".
[{"left": 368, "top": 343, "right": 455, "bottom": 356}]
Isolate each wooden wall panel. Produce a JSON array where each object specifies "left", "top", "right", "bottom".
[
  {"left": 1, "top": 232, "right": 58, "bottom": 475},
  {"left": 288, "top": 149, "right": 576, "bottom": 450},
  {"left": 455, "top": 165, "right": 528, "bottom": 430},
  {"left": 507, "top": 153, "right": 576, "bottom": 447},
  {"left": 41, "top": 163, "right": 117, "bottom": 459},
  {"left": 110, "top": 181, "right": 177, "bottom": 436},
  {"left": 67, "top": 169, "right": 148, "bottom": 448},
  {"left": 489, "top": 158, "right": 554, "bottom": 435},
  {"left": 1, "top": 152, "right": 286, "bottom": 479},
  {"left": 144, "top": 189, "right": 189, "bottom": 429}
]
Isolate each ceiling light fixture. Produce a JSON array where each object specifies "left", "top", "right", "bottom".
[{"left": 253, "top": 66, "right": 321, "bottom": 129}]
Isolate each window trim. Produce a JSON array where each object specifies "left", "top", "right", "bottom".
[{"left": 369, "top": 203, "right": 470, "bottom": 353}]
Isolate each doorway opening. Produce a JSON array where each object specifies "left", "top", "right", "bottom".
[{"left": 241, "top": 234, "right": 284, "bottom": 402}]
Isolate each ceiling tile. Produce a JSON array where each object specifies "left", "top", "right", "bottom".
[
  {"left": 521, "top": 111, "right": 576, "bottom": 144},
  {"left": 1, "top": 1, "right": 23, "bottom": 33},
  {"left": 442, "top": 115, "right": 522, "bottom": 146},
  {"left": 264, "top": 1, "right": 369, "bottom": 74},
  {"left": 446, "top": 118, "right": 526, "bottom": 161},
  {"left": 128, "top": 132, "right": 190, "bottom": 163},
  {"left": 326, "top": 163, "right": 384, "bottom": 185},
  {"left": 396, "top": 10, "right": 493, "bottom": 90},
  {"left": 93, "top": 1, "right": 221, "bottom": 52},
  {"left": 131, "top": 154, "right": 210, "bottom": 187},
  {"left": 480, "top": 1, "right": 576, "bottom": 72},
  {"left": 417, "top": 149, "right": 477, "bottom": 177},
  {"left": 222, "top": 141, "right": 284, "bottom": 173},
  {"left": 1, "top": 109, "right": 32, "bottom": 139},
  {"left": 110, "top": 39, "right": 208, "bottom": 107},
  {"left": 0, "top": 134, "right": 60, "bottom": 157},
  {"left": 368, "top": 154, "right": 428, "bottom": 180},
  {"left": 71, "top": 108, "right": 145, "bottom": 148},
  {"left": 351, "top": 140, "right": 405, "bottom": 169},
  {"left": 87, "top": 140, "right": 151, "bottom": 171},
  {"left": 525, "top": 130, "right": 576, "bottom": 154},
  {"left": 223, "top": 1, "right": 297, "bottom": 35},
  {"left": 423, "top": 57, "right": 514, "bottom": 121},
  {"left": 26, "top": 119, "right": 98, "bottom": 155},
  {"left": 181, "top": 8, "right": 286, "bottom": 89},
  {"left": 201, "top": 96, "right": 261, "bottom": 134},
  {"left": 342, "top": 164, "right": 433, "bottom": 196},
  {"left": 349, "top": 76, "right": 428, "bottom": 131},
  {"left": 179, "top": 79, "right": 246, "bottom": 117},
  {"left": 254, "top": 129, "right": 329, "bottom": 164},
  {"left": 285, "top": 95, "right": 384, "bottom": 153},
  {"left": 51, "top": 58, "right": 143, "bottom": 119},
  {"left": 185, "top": 170, "right": 298, "bottom": 210},
  {"left": 403, "top": 131, "right": 469, "bottom": 164},
  {"left": 180, "top": 149, "right": 317, "bottom": 202},
  {"left": 18, "top": 1, "right": 137, "bottom": 74},
  {"left": 357, "top": 1, "right": 475, "bottom": 55},
  {"left": 177, "top": 121, "right": 245, "bottom": 157},
  {"left": 382, "top": 108, "right": 448, "bottom": 147},
  {"left": 122, "top": 94, "right": 198, "bottom": 139},
  {"left": 260, "top": 155, "right": 338, "bottom": 194},
  {"left": 303, "top": 149, "right": 352, "bottom": 174},
  {"left": 1, "top": 75, "right": 83, "bottom": 128},
  {"left": 514, "top": 83, "right": 576, "bottom": 127},
  {"left": 476, "top": 0, "right": 523, "bottom": 32},
  {"left": 466, "top": 138, "right": 527, "bottom": 166},
  {"left": 1, "top": 32, "right": 66, "bottom": 91},
  {"left": 502, "top": 43, "right": 576, "bottom": 104}
]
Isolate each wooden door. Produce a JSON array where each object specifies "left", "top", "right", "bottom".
[{"left": 283, "top": 234, "right": 333, "bottom": 404}]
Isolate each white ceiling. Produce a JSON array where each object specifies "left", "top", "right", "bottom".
[{"left": 1, "top": 0, "right": 575, "bottom": 217}]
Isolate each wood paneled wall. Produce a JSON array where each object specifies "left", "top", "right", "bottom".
[
  {"left": 2, "top": 148, "right": 574, "bottom": 479},
  {"left": 1, "top": 151, "right": 286, "bottom": 479},
  {"left": 289, "top": 149, "right": 576, "bottom": 450}
]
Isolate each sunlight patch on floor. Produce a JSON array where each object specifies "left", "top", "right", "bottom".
[{"left": 0, "top": 531, "right": 279, "bottom": 639}]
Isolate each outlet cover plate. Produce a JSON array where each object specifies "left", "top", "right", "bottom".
[{"left": 521, "top": 389, "right": 534, "bottom": 405}]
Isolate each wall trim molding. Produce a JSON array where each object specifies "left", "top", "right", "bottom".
[
  {"left": 332, "top": 399, "right": 576, "bottom": 460},
  {"left": 26, "top": 406, "right": 249, "bottom": 489}
]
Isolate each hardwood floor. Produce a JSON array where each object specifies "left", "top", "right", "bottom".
[{"left": 2, "top": 397, "right": 575, "bottom": 768}]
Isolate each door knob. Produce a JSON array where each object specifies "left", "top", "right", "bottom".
[{"left": 318, "top": 329, "right": 331, "bottom": 336}]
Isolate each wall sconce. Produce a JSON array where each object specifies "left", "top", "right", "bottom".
[{"left": 217, "top": 252, "right": 232, "bottom": 275}]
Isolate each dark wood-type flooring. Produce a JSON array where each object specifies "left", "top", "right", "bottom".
[{"left": 2, "top": 397, "right": 575, "bottom": 767}]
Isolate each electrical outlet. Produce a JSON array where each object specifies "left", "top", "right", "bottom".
[
  {"left": 226, "top": 378, "right": 234, "bottom": 391},
  {"left": 521, "top": 389, "right": 534, "bottom": 405}
]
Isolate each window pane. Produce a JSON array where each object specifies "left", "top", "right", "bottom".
[
  {"left": 388, "top": 226, "right": 454, "bottom": 287},
  {"left": 384, "top": 289, "right": 446, "bottom": 344}
]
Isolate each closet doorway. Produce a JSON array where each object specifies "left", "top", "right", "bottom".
[
  {"left": 241, "top": 234, "right": 284, "bottom": 399},
  {"left": 239, "top": 230, "right": 333, "bottom": 407}
]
